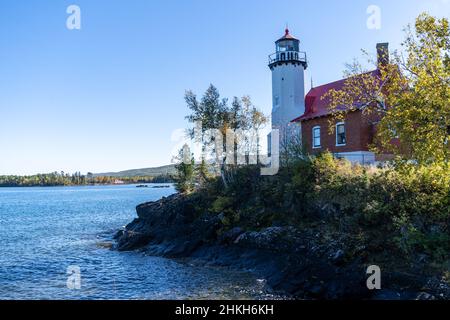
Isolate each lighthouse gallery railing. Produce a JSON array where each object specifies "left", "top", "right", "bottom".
[{"left": 268, "top": 51, "right": 307, "bottom": 65}]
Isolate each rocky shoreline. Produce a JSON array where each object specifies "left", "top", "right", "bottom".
[{"left": 114, "top": 193, "right": 450, "bottom": 300}]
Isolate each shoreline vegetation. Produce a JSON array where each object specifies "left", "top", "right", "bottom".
[
  {"left": 116, "top": 13, "right": 449, "bottom": 299},
  {"left": 0, "top": 172, "right": 175, "bottom": 187},
  {"left": 116, "top": 155, "right": 449, "bottom": 299}
]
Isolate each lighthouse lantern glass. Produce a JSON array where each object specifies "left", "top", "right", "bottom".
[{"left": 276, "top": 40, "right": 299, "bottom": 52}]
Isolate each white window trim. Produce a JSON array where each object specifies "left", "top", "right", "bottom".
[
  {"left": 335, "top": 122, "right": 347, "bottom": 147},
  {"left": 312, "top": 126, "right": 321, "bottom": 149}
]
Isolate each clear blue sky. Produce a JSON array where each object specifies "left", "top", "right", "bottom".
[{"left": 0, "top": 0, "right": 448, "bottom": 175}]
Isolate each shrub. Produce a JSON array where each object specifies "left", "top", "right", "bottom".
[
  {"left": 211, "top": 196, "right": 235, "bottom": 214},
  {"left": 195, "top": 151, "right": 449, "bottom": 261}
]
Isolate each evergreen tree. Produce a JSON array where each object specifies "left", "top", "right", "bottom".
[{"left": 174, "top": 144, "right": 195, "bottom": 193}]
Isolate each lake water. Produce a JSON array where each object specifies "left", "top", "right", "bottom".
[{"left": 0, "top": 185, "right": 270, "bottom": 300}]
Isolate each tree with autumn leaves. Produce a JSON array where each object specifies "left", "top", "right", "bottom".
[{"left": 325, "top": 13, "right": 449, "bottom": 166}]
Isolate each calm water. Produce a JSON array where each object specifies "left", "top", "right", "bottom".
[{"left": 0, "top": 185, "right": 269, "bottom": 300}]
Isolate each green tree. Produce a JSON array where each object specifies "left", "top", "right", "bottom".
[
  {"left": 184, "top": 85, "right": 268, "bottom": 187},
  {"left": 325, "top": 13, "right": 449, "bottom": 165},
  {"left": 174, "top": 144, "right": 196, "bottom": 193},
  {"left": 196, "top": 157, "right": 213, "bottom": 186}
]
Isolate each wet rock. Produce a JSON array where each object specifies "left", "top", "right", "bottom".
[
  {"left": 116, "top": 230, "right": 152, "bottom": 251},
  {"left": 113, "top": 230, "right": 124, "bottom": 240},
  {"left": 116, "top": 193, "right": 220, "bottom": 254},
  {"left": 114, "top": 193, "right": 450, "bottom": 300}
]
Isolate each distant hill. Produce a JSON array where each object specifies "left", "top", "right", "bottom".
[{"left": 94, "top": 165, "right": 176, "bottom": 177}]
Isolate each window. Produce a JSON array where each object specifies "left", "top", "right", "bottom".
[
  {"left": 312, "top": 126, "right": 321, "bottom": 148},
  {"left": 336, "top": 122, "right": 346, "bottom": 146}
]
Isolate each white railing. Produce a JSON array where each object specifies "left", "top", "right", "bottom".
[{"left": 268, "top": 51, "right": 307, "bottom": 65}]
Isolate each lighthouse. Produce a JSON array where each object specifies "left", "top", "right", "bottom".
[{"left": 268, "top": 28, "right": 307, "bottom": 146}]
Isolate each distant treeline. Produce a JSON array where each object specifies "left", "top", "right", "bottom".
[{"left": 0, "top": 172, "right": 174, "bottom": 187}]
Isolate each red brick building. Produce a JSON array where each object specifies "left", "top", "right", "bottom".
[{"left": 291, "top": 44, "right": 389, "bottom": 164}]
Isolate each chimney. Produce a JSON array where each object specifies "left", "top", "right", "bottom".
[{"left": 376, "top": 43, "right": 389, "bottom": 68}]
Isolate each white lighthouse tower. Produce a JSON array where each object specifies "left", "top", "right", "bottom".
[{"left": 268, "top": 28, "right": 307, "bottom": 146}]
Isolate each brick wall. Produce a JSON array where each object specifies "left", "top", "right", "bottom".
[{"left": 300, "top": 110, "right": 376, "bottom": 154}]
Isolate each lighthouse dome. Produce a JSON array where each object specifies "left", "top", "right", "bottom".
[{"left": 276, "top": 28, "right": 299, "bottom": 42}]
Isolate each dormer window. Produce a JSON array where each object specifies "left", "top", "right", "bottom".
[
  {"left": 312, "top": 126, "right": 321, "bottom": 148},
  {"left": 336, "top": 122, "right": 346, "bottom": 146}
]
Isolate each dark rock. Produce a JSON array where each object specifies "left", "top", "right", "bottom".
[
  {"left": 116, "top": 230, "right": 153, "bottom": 251},
  {"left": 116, "top": 193, "right": 220, "bottom": 254},
  {"left": 331, "top": 249, "right": 345, "bottom": 265},
  {"left": 114, "top": 193, "right": 449, "bottom": 300},
  {"left": 113, "top": 230, "right": 124, "bottom": 240},
  {"left": 417, "top": 254, "right": 428, "bottom": 264},
  {"left": 219, "top": 227, "right": 244, "bottom": 244},
  {"left": 308, "top": 284, "right": 325, "bottom": 297}
]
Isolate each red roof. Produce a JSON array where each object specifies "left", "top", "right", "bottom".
[
  {"left": 291, "top": 69, "right": 380, "bottom": 122},
  {"left": 277, "top": 28, "right": 298, "bottom": 42}
]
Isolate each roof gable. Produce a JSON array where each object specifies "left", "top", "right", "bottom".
[{"left": 292, "top": 69, "right": 380, "bottom": 122}]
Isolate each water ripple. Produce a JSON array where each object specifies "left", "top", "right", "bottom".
[{"left": 0, "top": 185, "right": 275, "bottom": 300}]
